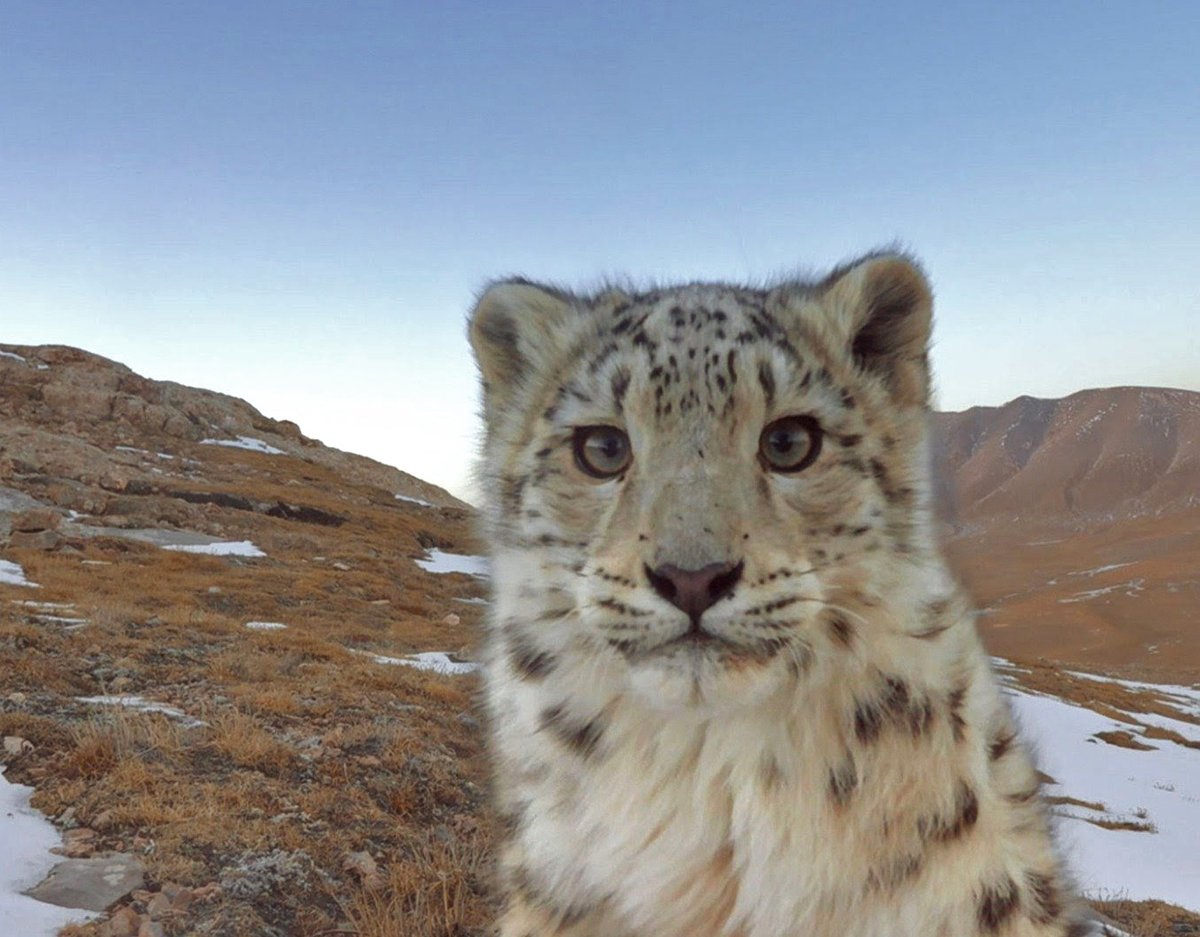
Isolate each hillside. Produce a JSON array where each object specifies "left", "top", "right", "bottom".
[
  {"left": 933, "top": 388, "right": 1200, "bottom": 680},
  {"left": 0, "top": 344, "right": 496, "bottom": 936},
  {"left": 1, "top": 346, "right": 1197, "bottom": 936}
]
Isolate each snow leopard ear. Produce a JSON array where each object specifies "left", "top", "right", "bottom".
[
  {"left": 469, "top": 279, "right": 574, "bottom": 417},
  {"left": 816, "top": 253, "right": 933, "bottom": 407}
]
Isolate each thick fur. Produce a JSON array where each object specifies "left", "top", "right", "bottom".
[{"left": 468, "top": 254, "right": 1094, "bottom": 937}]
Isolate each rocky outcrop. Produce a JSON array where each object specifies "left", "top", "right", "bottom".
[{"left": 0, "top": 343, "right": 467, "bottom": 549}]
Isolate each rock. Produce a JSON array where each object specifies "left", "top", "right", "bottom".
[
  {"left": 13, "top": 508, "right": 62, "bottom": 532},
  {"left": 138, "top": 920, "right": 166, "bottom": 937},
  {"left": 56, "top": 827, "right": 99, "bottom": 858},
  {"left": 331, "top": 561, "right": 351, "bottom": 571},
  {"left": 100, "top": 905, "right": 141, "bottom": 937},
  {"left": 161, "top": 881, "right": 193, "bottom": 912},
  {"left": 23, "top": 853, "right": 145, "bottom": 912},
  {"left": 3, "top": 735, "right": 34, "bottom": 758},
  {"left": 342, "top": 850, "right": 382, "bottom": 889},
  {"left": 441, "top": 612, "right": 461, "bottom": 626},
  {"left": 9, "top": 529, "right": 63, "bottom": 550},
  {"left": 145, "top": 892, "right": 171, "bottom": 919}
]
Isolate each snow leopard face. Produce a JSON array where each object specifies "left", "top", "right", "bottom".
[{"left": 471, "top": 254, "right": 940, "bottom": 709}]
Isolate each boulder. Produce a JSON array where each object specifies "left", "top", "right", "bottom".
[
  {"left": 23, "top": 853, "right": 145, "bottom": 912},
  {"left": 12, "top": 507, "right": 62, "bottom": 532}
]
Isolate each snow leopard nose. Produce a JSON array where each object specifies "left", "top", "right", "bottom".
[{"left": 645, "top": 561, "right": 744, "bottom": 625}]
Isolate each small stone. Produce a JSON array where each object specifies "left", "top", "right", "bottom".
[
  {"left": 59, "top": 827, "right": 99, "bottom": 858},
  {"left": 164, "top": 884, "right": 193, "bottom": 912},
  {"left": 441, "top": 613, "right": 461, "bottom": 626},
  {"left": 343, "top": 850, "right": 382, "bottom": 889},
  {"left": 332, "top": 561, "right": 351, "bottom": 571},
  {"left": 145, "top": 892, "right": 171, "bottom": 919},
  {"left": 3, "top": 736, "right": 34, "bottom": 758},
  {"left": 100, "top": 905, "right": 140, "bottom": 937}
]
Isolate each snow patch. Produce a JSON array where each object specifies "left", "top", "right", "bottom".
[
  {"left": 76, "top": 696, "right": 207, "bottom": 729},
  {"left": 1001, "top": 672, "right": 1200, "bottom": 910},
  {"left": 395, "top": 494, "right": 433, "bottom": 508},
  {"left": 0, "top": 771, "right": 91, "bottom": 935},
  {"left": 365, "top": 650, "right": 479, "bottom": 675},
  {"left": 245, "top": 621, "right": 288, "bottom": 631},
  {"left": 163, "top": 540, "right": 266, "bottom": 557},
  {"left": 414, "top": 550, "right": 490, "bottom": 577},
  {"left": 0, "top": 560, "right": 38, "bottom": 588},
  {"left": 1059, "top": 579, "right": 1145, "bottom": 603},
  {"left": 0, "top": 350, "right": 27, "bottom": 363},
  {"left": 1068, "top": 563, "right": 1137, "bottom": 578},
  {"left": 199, "top": 436, "right": 285, "bottom": 455}
]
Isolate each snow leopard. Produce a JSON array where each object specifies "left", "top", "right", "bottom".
[{"left": 467, "top": 252, "right": 1096, "bottom": 937}]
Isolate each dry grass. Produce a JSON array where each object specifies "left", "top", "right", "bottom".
[
  {"left": 1094, "top": 729, "right": 1158, "bottom": 751},
  {"left": 0, "top": 439, "right": 492, "bottom": 935},
  {"left": 1094, "top": 896, "right": 1200, "bottom": 936}
]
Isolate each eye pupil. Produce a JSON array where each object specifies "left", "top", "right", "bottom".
[{"left": 759, "top": 416, "right": 822, "bottom": 473}]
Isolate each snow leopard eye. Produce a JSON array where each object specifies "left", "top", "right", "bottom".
[
  {"left": 572, "top": 426, "right": 632, "bottom": 479},
  {"left": 759, "top": 416, "right": 822, "bottom": 473}
]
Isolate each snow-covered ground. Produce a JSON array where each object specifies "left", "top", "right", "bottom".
[
  {"left": 394, "top": 493, "right": 433, "bottom": 508},
  {"left": 0, "top": 772, "right": 90, "bottom": 935},
  {"left": 76, "top": 696, "right": 207, "bottom": 729},
  {"left": 1000, "top": 666, "right": 1200, "bottom": 911},
  {"left": 199, "top": 436, "right": 285, "bottom": 455},
  {"left": 367, "top": 650, "right": 479, "bottom": 675},
  {"left": 0, "top": 560, "right": 38, "bottom": 588},
  {"left": 414, "top": 549, "right": 490, "bottom": 577},
  {"left": 163, "top": 540, "right": 266, "bottom": 557},
  {"left": 245, "top": 621, "right": 288, "bottom": 631}
]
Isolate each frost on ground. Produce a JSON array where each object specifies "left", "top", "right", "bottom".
[
  {"left": 199, "top": 435, "right": 285, "bottom": 455},
  {"left": 999, "top": 666, "right": 1200, "bottom": 911},
  {"left": 163, "top": 540, "right": 266, "bottom": 557},
  {"left": 414, "top": 549, "right": 490, "bottom": 577},
  {"left": 76, "top": 696, "right": 208, "bottom": 729},
  {"left": 0, "top": 771, "right": 90, "bottom": 936},
  {"left": 0, "top": 560, "right": 39, "bottom": 588}
]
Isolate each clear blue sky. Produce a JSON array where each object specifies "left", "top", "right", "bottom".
[{"left": 2, "top": 2, "right": 1197, "bottom": 499}]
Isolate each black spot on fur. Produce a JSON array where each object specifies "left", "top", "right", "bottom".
[
  {"left": 921, "top": 782, "right": 979, "bottom": 843},
  {"left": 829, "top": 760, "right": 857, "bottom": 807},
  {"left": 1025, "top": 870, "right": 1062, "bottom": 925},
  {"left": 989, "top": 730, "right": 1015, "bottom": 762},
  {"left": 978, "top": 875, "right": 1020, "bottom": 932},
  {"left": 948, "top": 683, "right": 969, "bottom": 742},
  {"left": 827, "top": 613, "right": 855, "bottom": 648},
  {"left": 540, "top": 704, "right": 605, "bottom": 759},
  {"left": 509, "top": 636, "right": 557, "bottom": 680},
  {"left": 866, "top": 853, "right": 923, "bottom": 893},
  {"left": 610, "top": 369, "right": 630, "bottom": 413}
]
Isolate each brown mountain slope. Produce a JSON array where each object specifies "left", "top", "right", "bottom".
[
  {"left": 934, "top": 387, "right": 1200, "bottom": 680},
  {"left": 1, "top": 343, "right": 495, "bottom": 936}
]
